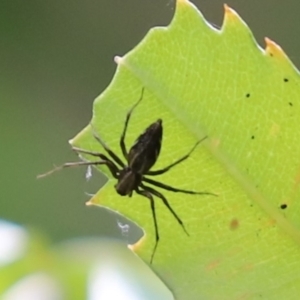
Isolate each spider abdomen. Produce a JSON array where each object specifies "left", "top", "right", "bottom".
[{"left": 128, "top": 119, "right": 163, "bottom": 174}]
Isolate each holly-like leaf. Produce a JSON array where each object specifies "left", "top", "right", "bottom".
[{"left": 71, "top": 0, "right": 300, "bottom": 299}]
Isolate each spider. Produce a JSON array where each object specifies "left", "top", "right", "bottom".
[{"left": 39, "top": 88, "right": 217, "bottom": 263}]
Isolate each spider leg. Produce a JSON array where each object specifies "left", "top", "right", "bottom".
[
  {"left": 90, "top": 123, "right": 125, "bottom": 168},
  {"left": 135, "top": 187, "right": 159, "bottom": 264},
  {"left": 147, "top": 136, "right": 207, "bottom": 176},
  {"left": 72, "top": 146, "right": 118, "bottom": 163},
  {"left": 120, "top": 87, "right": 145, "bottom": 161},
  {"left": 71, "top": 147, "right": 120, "bottom": 177},
  {"left": 141, "top": 183, "right": 189, "bottom": 236},
  {"left": 71, "top": 146, "right": 109, "bottom": 157},
  {"left": 143, "top": 177, "right": 218, "bottom": 196},
  {"left": 37, "top": 159, "right": 119, "bottom": 179}
]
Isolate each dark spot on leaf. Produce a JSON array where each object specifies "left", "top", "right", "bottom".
[
  {"left": 270, "top": 53, "right": 273, "bottom": 57},
  {"left": 251, "top": 135, "right": 255, "bottom": 140},
  {"left": 230, "top": 218, "right": 239, "bottom": 230},
  {"left": 289, "top": 102, "right": 293, "bottom": 106},
  {"left": 283, "top": 78, "right": 289, "bottom": 82},
  {"left": 280, "top": 203, "right": 287, "bottom": 210},
  {"left": 246, "top": 93, "right": 250, "bottom": 98}
]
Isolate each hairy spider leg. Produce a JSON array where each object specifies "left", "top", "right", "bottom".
[
  {"left": 136, "top": 182, "right": 189, "bottom": 263},
  {"left": 120, "top": 88, "right": 145, "bottom": 161},
  {"left": 142, "top": 184, "right": 189, "bottom": 235},
  {"left": 90, "top": 124, "right": 125, "bottom": 168},
  {"left": 135, "top": 188, "right": 159, "bottom": 264},
  {"left": 37, "top": 160, "right": 116, "bottom": 179},
  {"left": 147, "top": 136, "right": 207, "bottom": 176},
  {"left": 142, "top": 177, "right": 218, "bottom": 196},
  {"left": 71, "top": 147, "right": 120, "bottom": 178}
]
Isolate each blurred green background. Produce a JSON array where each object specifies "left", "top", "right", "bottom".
[{"left": 1, "top": 0, "right": 300, "bottom": 246}]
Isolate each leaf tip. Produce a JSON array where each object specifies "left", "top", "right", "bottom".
[
  {"left": 223, "top": 3, "right": 230, "bottom": 12},
  {"left": 128, "top": 234, "right": 146, "bottom": 254},
  {"left": 265, "top": 37, "right": 283, "bottom": 56},
  {"left": 176, "top": 0, "right": 190, "bottom": 6},
  {"left": 114, "top": 55, "right": 123, "bottom": 65},
  {"left": 223, "top": 4, "right": 239, "bottom": 22},
  {"left": 86, "top": 192, "right": 99, "bottom": 206},
  {"left": 264, "top": 37, "right": 295, "bottom": 70},
  {"left": 85, "top": 199, "right": 93, "bottom": 206}
]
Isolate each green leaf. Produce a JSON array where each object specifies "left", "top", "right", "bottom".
[{"left": 71, "top": 0, "right": 300, "bottom": 299}]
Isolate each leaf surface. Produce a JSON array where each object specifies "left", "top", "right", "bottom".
[{"left": 72, "top": 1, "right": 300, "bottom": 299}]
